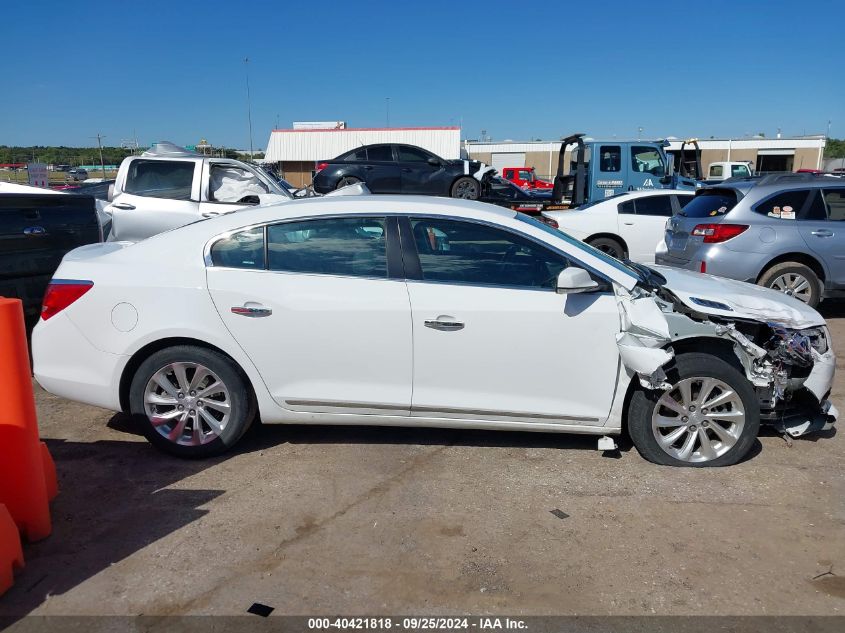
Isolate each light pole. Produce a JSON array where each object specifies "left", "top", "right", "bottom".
[
  {"left": 244, "top": 57, "right": 254, "bottom": 159},
  {"left": 91, "top": 133, "right": 107, "bottom": 178}
]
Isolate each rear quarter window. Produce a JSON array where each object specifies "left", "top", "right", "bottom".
[
  {"left": 679, "top": 190, "right": 739, "bottom": 218},
  {"left": 751, "top": 190, "right": 810, "bottom": 220}
]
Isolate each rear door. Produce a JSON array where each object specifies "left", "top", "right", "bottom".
[
  {"left": 0, "top": 193, "right": 99, "bottom": 318},
  {"left": 109, "top": 158, "right": 201, "bottom": 241},
  {"left": 798, "top": 188, "right": 845, "bottom": 288},
  {"left": 397, "top": 145, "right": 445, "bottom": 195},
  {"left": 361, "top": 145, "right": 401, "bottom": 193},
  {"left": 617, "top": 194, "right": 674, "bottom": 262}
]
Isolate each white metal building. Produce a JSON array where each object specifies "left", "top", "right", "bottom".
[{"left": 264, "top": 126, "right": 461, "bottom": 186}]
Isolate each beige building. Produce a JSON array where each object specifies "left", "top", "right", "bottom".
[{"left": 465, "top": 136, "right": 827, "bottom": 180}]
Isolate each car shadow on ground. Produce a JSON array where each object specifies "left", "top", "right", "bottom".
[
  {"left": 0, "top": 437, "right": 227, "bottom": 620},
  {"left": 818, "top": 299, "right": 845, "bottom": 319}
]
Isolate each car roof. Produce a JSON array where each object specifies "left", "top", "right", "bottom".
[{"left": 703, "top": 174, "right": 845, "bottom": 198}]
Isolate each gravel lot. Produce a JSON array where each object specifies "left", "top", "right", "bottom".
[{"left": 1, "top": 302, "right": 844, "bottom": 618}]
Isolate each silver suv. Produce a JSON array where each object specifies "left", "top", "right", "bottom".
[{"left": 656, "top": 174, "right": 845, "bottom": 307}]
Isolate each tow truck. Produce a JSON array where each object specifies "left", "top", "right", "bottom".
[{"left": 500, "top": 166, "right": 554, "bottom": 190}]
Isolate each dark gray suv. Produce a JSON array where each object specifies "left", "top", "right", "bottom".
[{"left": 656, "top": 174, "right": 845, "bottom": 307}]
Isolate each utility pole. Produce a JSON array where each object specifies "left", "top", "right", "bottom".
[
  {"left": 92, "top": 133, "right": 106, "bottom": 178},
  {"left": 244, "top": 57, "right": 254, "bottom": 159}
]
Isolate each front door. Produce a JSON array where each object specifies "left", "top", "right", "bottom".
[
  {"left": 627, "top": 144, "right": 665, "bottom": 193},
  {"left": 396, "top": 145, "right": 444, "bottom": 195},
  {"left": 403, "top": 216, "right": 620, "bottom": 424},
  {"left": 108, "top": 158, "right": 201, "bottom": 241},
  {"left": 206, "top": 216, "right": 412, "bottom": 415}
]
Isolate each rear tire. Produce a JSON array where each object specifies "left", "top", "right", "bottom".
[
  {"left": 758, "top": 262, "right": 821, "bottom": 307},
  {"left": 451, "top": 176, "right": 480, "bottom": 200},
  {"left": 129, "top": 346, "right": 255, "bottom": 458},
  {"left": 587, "top": 236, "right": 626, "bottom": 260},
  {"left": 628, "top": 353, "right": 760, "bottom": 467}
]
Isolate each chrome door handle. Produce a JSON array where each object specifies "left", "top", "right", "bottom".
[
  {"left": 111, "top": 202, "right": 135, "bottom": 210},
  {"left": 811, "top": 229, "right": 834, "bottom": 237},
  {"left": 424, "top": 317, "right": 464, "bottom": 331},
  {"left": 202, "top": 211, "right": 221, "bottom": 218},
  {"left": 231, "top": 305, "right": 272, "bottom": 317},
  {"left": 23, "top": 226, "right": 46, "bottom": 236},
  {"left": 623, "top": 221, "right": 634, "bottom": 225}
]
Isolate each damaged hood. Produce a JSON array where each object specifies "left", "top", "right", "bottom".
[{"left": 650, "top": 265, "right": 825, "bottom": 329}]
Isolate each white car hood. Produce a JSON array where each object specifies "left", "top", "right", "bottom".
[{"left": 650, "top": 265, "right": 825, "bottom": 329}]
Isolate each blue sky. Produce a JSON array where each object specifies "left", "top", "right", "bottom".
[{"left": 1, "top": 0, "right": 843, "bottom": 148}]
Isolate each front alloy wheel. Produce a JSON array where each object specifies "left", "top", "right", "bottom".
[{"left": 628, "top": 352, "right": 760, "bottom": 467}]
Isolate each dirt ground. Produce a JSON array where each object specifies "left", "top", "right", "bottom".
[{"left": 1, "top": 304, "right": 844, "bottom": 619}]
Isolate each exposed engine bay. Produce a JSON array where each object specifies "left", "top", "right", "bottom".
[{"left": 614, "top": 271, "right": 838, "bottom": 440}]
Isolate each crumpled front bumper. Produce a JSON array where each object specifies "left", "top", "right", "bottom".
[{"left": 770, "top": 348, "right": 838, "bottom": 438}]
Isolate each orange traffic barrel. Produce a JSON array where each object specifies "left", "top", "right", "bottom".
[
  {"left": 0, "top": 503, "right": 24, "bottom": 596},
  {"left": 0, "top": 298, "right": 52, "bottom": 541}
]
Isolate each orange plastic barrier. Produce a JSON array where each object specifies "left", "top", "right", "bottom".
[
  {"left": 0, "top": 298, "right": 52, "bottom": 541},
  {"left": 0, "top": 503, "right": 24, "bottom": 596}
]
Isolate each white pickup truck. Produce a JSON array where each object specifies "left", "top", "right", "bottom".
[
  {"left": 704, "top": 161, "right": 753, "bottom": 182},
  {"left": 105, "top": 142, "right": 292, "bottom": 242}
]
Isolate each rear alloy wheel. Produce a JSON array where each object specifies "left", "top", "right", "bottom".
[
  {"left": 451, "top": 176, "right": 480, "bottom": 200},
  {"left": 628, "top": 353, "right": 760, "bottom": 467},
  {"left": 758, "top": 262, "right": 821, "bottom": 307},
  {"left": 336, "top": 176, "right": 361, "bottom": 189},
  {"left": 129, "top": 346, "right": 254, "bottom": 458},
  {"left": 587, "top": 237, "right": 626, "bottom": 260}
]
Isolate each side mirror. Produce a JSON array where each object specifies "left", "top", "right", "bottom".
[
  {"left": 107, "top": 183, "right": 115, "bottom": 202},
  {"left": 427, "top": 157, "right": 441, "bottom": 167},
  {"left": 556, "top": 267, "right": 599, "bottom": 294}
]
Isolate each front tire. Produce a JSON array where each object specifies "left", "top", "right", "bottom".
[
  {"left": 129, "top": 346, "right": 255, "bottom": 458},
  {"left": 758, "top": 262, "right": 821, "bottom": 307},
  {"left": 628, "top": 353, "right": 760, "bottom": 467},
  {"left": 451, "top": 176, "right": 480, "bottom": 200}
]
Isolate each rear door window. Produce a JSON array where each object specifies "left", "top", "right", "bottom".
[
  {"left": 367, "top": 145, "right": 394, "bottom": 162},
  {"left": 344, "top": 148, "right": 367, "bottom": 162},
  {"left": 633, "top": 195, "right": 673, "bottom": 216},
  {"left": 210, "top": 227, "right": 266, "bottom": 269},
  {"left": 124, "top": 160, "right": 195, "bottom": 200},
  {"left": 752, "top": 190, "right": 810, "bottom": 220},
  {"left": 679, "top": 190, "right": 739, "bottom": 218},
  {"left": 618, "top": 200, "right": 635, "bottom": 214}
]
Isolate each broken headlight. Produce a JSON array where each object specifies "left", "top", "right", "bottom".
[{"left": 765, "top": 323, "right": 814, "bottom": 368}]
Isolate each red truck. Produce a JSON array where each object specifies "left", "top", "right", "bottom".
[{"left": 500, "top": 166, "right": 554, "bottom": 190}]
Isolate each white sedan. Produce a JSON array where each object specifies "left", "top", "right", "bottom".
[
  {"left": 541, "top": 190, "right": 694, "bottom": 263},
  {"left": 33, "top": 196, "right": 837, "bottom": 466}
]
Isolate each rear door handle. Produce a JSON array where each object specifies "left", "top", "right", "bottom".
[
  {"left": 811, "top": 229, "right": 834, "bottom": 237},
  {"left": 402, "top": 168, "right": 412, "bottom": 172},
  {"left": 111, "top": 202, "right": 135, "bottom": 210},
  {"left": 231, "top": 304, "right": 272, "bottom": 317},
  {"left": 424, "top": 316, "right": 464, "bottom": 331},
  {"left": 364, "top": 166, "right": 374, "bottom": 170},
  {"left": 202, "top": 211, "right": 221, "bottom": 218}
]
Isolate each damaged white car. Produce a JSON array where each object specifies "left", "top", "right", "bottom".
[{"left": 32, "top": 196, "right": 837, "bottom": 465}]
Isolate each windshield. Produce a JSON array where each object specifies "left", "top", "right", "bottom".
[
  {"left": 515, "top": 213, "right": 642, "bottom": 281},
  {"left": 679, "top": 190, "right": 739, "bottom": 217}
]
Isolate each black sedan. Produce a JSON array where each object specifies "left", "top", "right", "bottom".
[{"left": 312, "top": 144, "right": 494, "bottom": 199}]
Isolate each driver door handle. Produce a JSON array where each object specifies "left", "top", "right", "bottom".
[
  {"left": 111, "top": 202, "right": 135, "bottom": 210},
  {"left": 811, "top": 229, "right": 833, "bottom": 237},
  {"left": 424, "top": 316, "right": 464, "bottom": 331}
]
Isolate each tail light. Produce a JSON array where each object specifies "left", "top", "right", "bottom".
[
  {"left": 691, "top": 223, "right": 748, "bottom": 243},
  {"left": 315, "top": 162, "right": 328, "bottom": 173},
  {"left": 41, "top": 280, "right": 94, "bottom": 321},
  {"left": 540, "top": 216, "right": 559, "bottom": 229}
]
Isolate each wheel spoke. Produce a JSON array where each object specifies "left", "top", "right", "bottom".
[
  {"left": 793, "top": 279, "right": 809, "bottom": 293},
  {"left": 697, "top": 378, "right": 718, "bottom": 407},
  {"left": 708, "top": 421, "right": 737, "bottom": 444},
  {"left": 697, "top": 427, "right": 718, "bottom": 460},
  {"left": 189, "top": 367, "right": 211, "bottom": 392},
  {"left": 191, "top": 419, "right": 203, "bottom": 445},
  {"left": 151, "top": 373, "right": 179, "bottom": 399},
  {"left": 708, "top": 409, "right": 744, "bottom": 421},
  {"left": 173, "top": 363, "right": 191, "bottom": 393},
  {"left": 654, "top": 414, "right": 687, "bottom": 428},
  {"left": 701, "top": 389, "right": 735, "bottom": 409},
  {"left": 202, "top": 400, "right": 230, "bottom": 413},
  {"left": 146, "top": 392, "right": 178, "bottom": 406},
  {"left": 658, "top": 397, "right": 687, "bottom": 416},
  {"left": 196, "top": 380, "right": 223, "bottom": 398},
  {"left": 677, "top": 380, "right": 693, "bottom": 407},
  {"left": 677, "top": 430, "right": 697, "bottom": 460},
  {"left": 167, "top": 414, "right": 188, "bottom": 441},
  {"left": 659, "top": 425, "right": 688, "bottom": 446},
  {"left": 199, "top": 408, "right": 223, "bottom": 434},
  {"left": 150, "top": 409, "right": 182, "bottom": 426}
]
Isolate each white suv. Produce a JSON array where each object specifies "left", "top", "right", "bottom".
[{"left": 106, "top": 142, "right": 292, "bottom": 242}]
